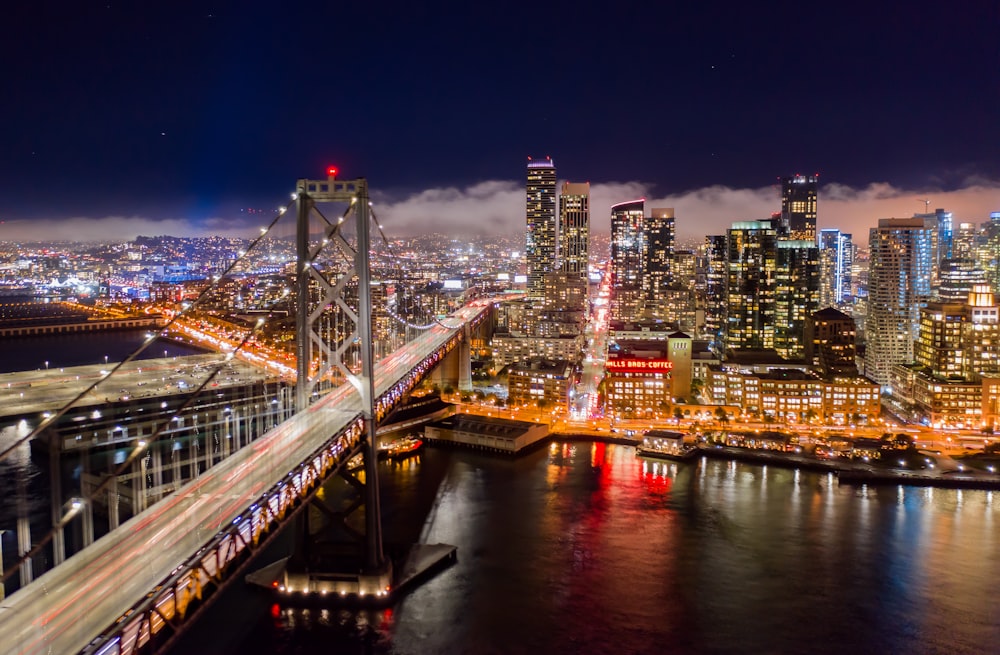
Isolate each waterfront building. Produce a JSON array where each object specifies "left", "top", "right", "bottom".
[
  {"left": 525, "top": 157, "right": 557, "bottom": 298},
  {"left": 605, "top": 343, "right": 674, "bottom": 420},
  {"left": 864, "top": 216, "right": 936, "bottom": 387},
  {"left": 558, "top": 182, "right": 590, "bottom": 277},
  {"left": 610, "top": 199, "right": 645, "bottom": 321},
  {"left": 780, "top": 174, "right": 818, "bottom": 242},
  {"left": 887, "top": 284, "right": 1000, "bottom": 428},
  {"left": 705, "top": 366, "right": 879, "bottom": 425},
  {"left": 506, "top": 358, "right": 574, "bottom": 413}
]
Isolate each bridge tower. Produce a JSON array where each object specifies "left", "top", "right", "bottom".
[{"left": 293, "top": 172, "right": 384, "bottom": 572}]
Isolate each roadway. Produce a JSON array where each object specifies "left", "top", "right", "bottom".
[{"left": 0, "top": 304, "right": 484, "bottom": 655}]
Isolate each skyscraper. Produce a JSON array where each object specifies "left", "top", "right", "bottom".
[
  {"left": 558, "top": 181, "right": 590, "bottom": 276},
  {"left": 864, "top": 216, "right": 936, "bottom": 386},
  {"left": 703, "top": 235, "right": 727, "bottom": 341},
  {"left": 525, "top": 156, "right": 557, "bottom": 298},
  {"left": 725, "top": 219, "right": 778, "bottom": 351},
  {"left": 819, "top": 228, "right": 853, "bottom": 307},
  {"left": 610, "top": 199, "right": 645, "bottom": 320},
  {"left": 781, "top": 174, "right": 818, "bottom": 242},
  {"left": 643, "top": 208, "right": 675, "bottom": 306},
  {"left": 774, "top": 239, "right": 820, "bottom": 360}
]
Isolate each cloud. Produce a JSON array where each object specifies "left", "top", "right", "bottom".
[
  {"left": 0, "top": 215, "right": 215, "bottom": 243},
  {"left": 377, "top": 179, "right": 1000, "bottom": 246},
  {"left": 2, "top": 180, "right": 998, "bottom": 245}
]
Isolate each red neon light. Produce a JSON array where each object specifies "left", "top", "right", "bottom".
[
  {"left": 326, "top": 166, "right": 339, "bottom": 178},
  {"left": 606, "top": 359, "right": 673, "bottom": 373}
]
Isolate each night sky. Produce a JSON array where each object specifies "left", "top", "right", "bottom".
[{"left": 1, "top": 1, "right": 997, "bottom": 241}]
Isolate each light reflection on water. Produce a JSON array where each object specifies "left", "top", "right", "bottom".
[{"left": 183, "top": 443, "right": 999, "bottom": 655}]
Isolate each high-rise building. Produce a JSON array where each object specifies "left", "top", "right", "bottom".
[
  {"left": 805, "top": 307, "right": 858, "bottom": 377},
  {"left": 978, "top": 212, "right": 1000, "bottom": 293},
  {"left": 643, "top": 208, "right": 675, "bottom": 305},
  {"left": 864, "top": 216, "right": 936, "bottom": 386},
  {"left": 724, "top": 219, "right": 778, "bottom": 352},
  {"left": 938, "top": 259, "right": 987, "bottom": 302},
  {"left": 953, "top": 221, "right": 979, "bottom": 260},
  {"left": 558, "top": 181, "right": 590, "bottom": 277},
  {"left": 913, "top": 207, "right": 954, "bottom": 267},
  {"left": 819, "top": 229, "right": 853, "bottom": 307},
  {"left": 610, "top": 199, "right": 645, "bottom": 320},
  {"left": 525, "top": 156, "right": 557, "bottom": 298},
  {"left": 781, "top": 174, "right": 818, "bottom": 242},
  {"left": 703, "top": 235, "right": 727, "bottom": 341},
  {"left": 774, "top": 240, "right": 820, "bottom": 360}
]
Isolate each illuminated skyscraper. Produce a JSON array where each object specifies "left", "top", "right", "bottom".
[
  {"left": 704, "top": 235, "right": 727, "bottom": 341},
  {"left": 864, "top": 216, "right": 936, "bottom": 386},
  {"left": 610, "top": 199, "right": 645, "bottom": 320},
  {"left": 558, "top": 181, "right": 590, "bottom": 276},
  {"left": 725, "top": 219, "right": 778, "bottom": 351},
  {"left": 781, "top": 174, "right": 818, "bottom": 242},
  {"left": 643, "top": 208, "right": 675, "bottom": 305},
  {"left": 525, "top": 156, "right": 557, "bottom": 298},
  {"left": 819, "top": 229, "right": 853, "bottom": 307},
  {"left": 774, "top": 240, "right": 820, "bottom": 360}
]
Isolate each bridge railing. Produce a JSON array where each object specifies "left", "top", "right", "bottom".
[{"left": 82, "top": 417, "right": 364, "bottom": 655}]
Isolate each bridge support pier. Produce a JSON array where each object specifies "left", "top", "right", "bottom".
[{"left": 430, "top": 329, "right": 473, "bottom": 394}]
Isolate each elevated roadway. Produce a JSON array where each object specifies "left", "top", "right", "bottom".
[{"left": 0, "top": 303, "right": 488, "bottom": 655}]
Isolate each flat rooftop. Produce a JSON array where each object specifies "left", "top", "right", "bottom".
[{"left": 0, "top": 354, "right": 274, "bottom": 420}]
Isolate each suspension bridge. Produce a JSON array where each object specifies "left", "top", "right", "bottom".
[{"left": 0, "top": 173, "right": 494, "bottom": 655}]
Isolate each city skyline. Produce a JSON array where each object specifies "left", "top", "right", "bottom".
[{"left": 1, "top": 2, "right": 997, "bottom": 243}]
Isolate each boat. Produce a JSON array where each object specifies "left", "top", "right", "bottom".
[
  {"left": 380, "top": 436, "right": 424, "bottom": 461},
  {"left": 635, "top": 430, "right": 699, "bottom": 462}
]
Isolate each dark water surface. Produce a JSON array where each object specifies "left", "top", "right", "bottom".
[
  {"left": 0, "top": 328, "right": 207, "bottom": 373},
  {"left": 176, "top": 442, "right": 1000, "bottom": 655}
]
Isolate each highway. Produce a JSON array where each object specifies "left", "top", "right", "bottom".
[{"left": 0, "top": 304, "right": 484, "bottom": 655}]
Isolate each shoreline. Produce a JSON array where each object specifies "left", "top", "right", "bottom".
[{"left": 546, "top": 433, "right": 1000, "bottom": 490}]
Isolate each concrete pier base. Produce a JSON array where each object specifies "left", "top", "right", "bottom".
[{"left": 246, "top": 543, "right": 456, "bottom": 603}]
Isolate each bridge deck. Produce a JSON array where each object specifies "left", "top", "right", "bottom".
[{"left": 0, "top": 306, "right": 483, "bottom": 655}]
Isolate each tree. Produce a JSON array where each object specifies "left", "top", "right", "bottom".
[
  {"left": 673, "top": 407, "right": 684, "bottom": 424},
  {"left": 804, "top": 408, "right": 818, "bottom": 425},
  {"left": 715, "top": 406, "right": 729, "bottom": 427}
]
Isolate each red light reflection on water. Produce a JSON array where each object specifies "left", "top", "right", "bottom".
[{"left": 640, "top": 459, "right": 674, "bottom": 495}]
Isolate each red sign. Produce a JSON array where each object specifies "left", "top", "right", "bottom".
[{"left": 606, "top": 359, "right": 673, "bottom": 373}]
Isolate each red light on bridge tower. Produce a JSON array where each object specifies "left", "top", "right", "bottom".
[{"left": 326, "top": 166, "right": 339, "bottom": 179}]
